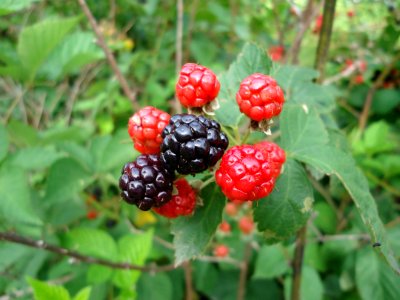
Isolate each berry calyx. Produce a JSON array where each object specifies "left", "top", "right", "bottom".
[
  {"left": 219, "top": 221, "right": 231, "bottom": 233},
  {"left": 161, "top": 114, "right": 229, "bottom": 175},
  {"left": 128, "top": 106, "right": 171, "bottom": 154},
  {"left": 119, "top": 154, "right": 175, "bottom": 211},
  {"left": 176, "top": 63, "right": 220, "bottom": 108},
  {"left": 214, "top": 245, "right": 229, "bottom": 258},
  {"left": 153, "top": 178, "right": 196, "bottom": 218},
  {"left": 236, "top": 73, "right": 285, "bottom": 122},
  {"left": 215, "top": 145, "right": 276, "bottom": 202},
  {"left": 239, "top": 216, "right": 254, "bottom": 235}
]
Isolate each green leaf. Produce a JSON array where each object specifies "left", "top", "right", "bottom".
[
  {"left": 7, "top": 120, "right": 39, "bottom": 147},
  {"left": 371, "top": 89, "right": 400, "bottom": 115},
  {"left": 272, "top": 65, "right": 319, "bottom": 91},
  {"left": 0, "top": 0, "right": 38, "bottom": 16},
  {"left": 137, "top": 273, "right": 173, "bottom": 300},
  {"left": 253, "top": 159, "right": 313, "bottom": 241},
  {"left": 17, "top": 16, "right": 80, "bottom": 80},
  {"left": 66, "top": 228, "right": 118, "bottom": 260},
  {"left": 0, "top": 166, "right": 42, "bottom": 230},
  {"left": 73, "top": 286, "right": 92, "bottom": 300},
  {"left": 313, "top": 202, "right": 337, "bottom": 234},
  {"left": 284, "top": 266, "right": 323, "bottom": 300},
  {"left": 87, "top": 265, "right": 112, "bottom": 284},
  {"left": 44, "top": 158, "right": 91, "bottom": 203},
  {"left": 9, "top": 146, "right": 64, "bottom": 170},
  {"left": 28, "top": 278, "right": 70, "bottom": 300},
  {"left": 294, "top": 145, "right": 400, "bottom": 274},
  {"left": 113, "top": 230, "right": 153, "bottom": 288},
  {"left": 0, "top": 124, "right": 8, "bottom": 162},
  {"left": 356, "top": 248, "right": 400, "bottom": 300},
  {"left": 215, "top": 43, "right": 272, "bottom": 127},
  {"left": 280, "top": 104, "right": 329, "bottom": 155},
  {"left": 40, "top": 31, "right": 104, "bottom": 79},
  {"left": 172, "top": 183, "right": 226, "bottom": 265},
  {"left": 253, "top": 245, "right": 290, "bottom": 279}
]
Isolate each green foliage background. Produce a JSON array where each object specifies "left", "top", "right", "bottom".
[{"left": 0, "top": 0, "right": 399, "bottom": 299}]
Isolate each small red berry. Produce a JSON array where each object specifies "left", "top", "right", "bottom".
[
  {"left": 225, "top": 202, "right": 239, "bottom": 216},
  {"left": 86, "top": 210, "right": 98, "bottom": 220},
  {"left": 347, "top": 10, "right": 355, "bottom": 18},
  {"left": 128, "top": 106, "right": 170, "bottom": 154},
  {"left": 353, "top": 74, "right": 364, "bottom": 85},
  {"left": 215, "top": 145, "right": 276, "bottom": 202},
  {"left": 268, "top": 45, "right": 285, "bottom": 62},
  {"left": 214, "top": 245, "right": 229, "bottom": 257},
  {"left": 313, "top": 15, "right": 323, "bottom": 34},
  {"left": 239, "top": 216, "right": 254, "bottom": 234},
  {"left": 153, "top": 179, "right": 196, "bottom": 218},
  {"left": 219, "top": 221, "right": 231, "bottom": 233},
  {"left": 176, "top": 63, "right": 220, "bottom": 108},
  {"left": 358, "top": 60, "right": 367, "bottom": 73},
  {"left": 236, "top": 74, "right": 285, "bottom": 122}
]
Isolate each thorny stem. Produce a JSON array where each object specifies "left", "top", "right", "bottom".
[
  {"left": 0, "top": 232, "right": 176, "bottom": 273},
  {"left": 77, "top": 0, "right": 139, "bottom": 110}
]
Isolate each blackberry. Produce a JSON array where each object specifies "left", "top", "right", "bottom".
[
  {"left": 161, "top": 114, "right": 229, "bottom": 175},
  {"left": 119, "top": 154, "right": 175, "bottom": 211}
]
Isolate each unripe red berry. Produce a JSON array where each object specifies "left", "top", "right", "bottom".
[
  {"left": 86, "top": 210, "right": 98, "bottom": 220},
  {"left": 239, "top": 216, "right": 254, "bottom": 235},
  {"left": 225, "top": 202, "right": 239, "bottom": 216},
  {"left": 219, "top": 221, "right": 231, "bottom": 233},
  {"left": 214, "top": 245, "right": 229, "bottom": 257}
]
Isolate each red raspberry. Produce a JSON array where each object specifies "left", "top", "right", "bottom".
[
  {"left": 176, "top": 63, "right": 220, "bottom": 108},
  {"left": 268, "top": 45, "right": 285, "bottom": 62},
  {"left": 347, "top": 10, "right": 355, "bottom": 18},
  {"left": 353, "top": 74, "right": 364, "bottom": 85},
  {"left": 239, "top": 216, "right": 254, "bottom": 235},
  {"left": 215, "top": 145, "right": 275, "bottom": 202},
  {"left": 219, "top": 221, "right": 231, "bottom": 233},
  {"left": 225, "top": 202, "right": 239, "bottom": 216},
  {"left": 236, "top": 74, "right": 285, "bottom": 122},
  {"left": 86, "top": 210, "right": 98, "bottom": 220},
  {"left": 254, "top": 141, "right": 286, "bottom": 179},
  {"left": 313, "top": 15, "right": 323, "bottom": 34},
  {"left": 128, "top": 106, "right": 170, "bottom": 154},
  {"left": 214, "top": 245, "right": 229, "bottom": 257},
  {"left": 153, "top": 179, "right": 196, "bottom": 218}
]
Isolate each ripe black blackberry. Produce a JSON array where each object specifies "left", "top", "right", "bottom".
[
  {"left": 161, "top": 114, "right": 229, "bottom": 175},
  {"left": 119, "top": 154, "right": 175, "bottom": 211}
]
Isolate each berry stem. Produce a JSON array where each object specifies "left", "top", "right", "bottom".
[
  {"left": 200, "top": 176, "right": 216, "bottom": 190},
  {"left": 221, "top": 125, "right": 240, "bottom": 145},
  {"left": 240, "top": 126, "right": 251, "bottom": 144}
]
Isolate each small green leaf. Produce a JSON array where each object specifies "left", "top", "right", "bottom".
[
  {"left": 0, "top": 0, "right": 38, "bottom": 16},
  {"left": 44, "top": 158, "right": 91, "bottom": 203},
  {"left": 27, "top": 278, "right": 70, "bottom": 300},
  {"left": 0, "top": 124, "right": 9, "bottom": 162},
  {"left": 253, "top": 245, "right": 290, "bottom": 279},
  {"left": 215, "top": 43, "right": 272, "bottom": 127},
  {"left": 17, "top": 16, "right": 80, "bottom": 80},
  {"left": 172, "top": 183, "right": 226, "bottom": 265},
  {"left": 87, "top": 265, "right": 112, "bottom": 284},
  {"left": 0, "top": 166, "right": 42, "bottom": 230},
  {"left": 113, "top": 230, "right": 153, "bottom": 288},
  {"left": 9, "top": 146, "right": 64, "bottom": 170},
  {"left": 66, "top": 228, "right": 118, "bottom": 260},
  {"left": 313, "top": 202, "right": 337, "bottom": 234},
  {"left": 272, "top": 65, "right": 319, "bottom": 91},
  {"left": 253, "top": 159, "right": 313, "bottom": 241},
  {"left": 356, "top": 248, "right": 400, "bottom": 300},
  {"left": 137, "top": 273, "right": 173, "bottom": 300},
  {"left": 73, "top": 286, "right": 92, "bottom": 300}
]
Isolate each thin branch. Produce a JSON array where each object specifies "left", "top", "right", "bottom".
[
  {"left": 237, "top": 243, "right": 252, "bottom": 300},
  {"left": 183, "top": 262, "right": 194, "bottom": 300},
  {"left": 0, "top": 231, "right": 176, "bottom": 273},
  {"left": 291, "top": 226, "right": 307, "bottom": 300},
  {"left": 77, "top": 0, "right": 139, "bottom": 110},
  {"left": 358, "top": 53, "right": 400, "bottom": 133},
  {"left": 314, "top": 0, "right": 337, "bottom": 82},
  {"left": 284, "top": 0, "right": 320, "bottom": 65},
  {"left": 314, "top": 233, "right": 370, "bottom": 243},
  {"left": 175, "top": 0, "right": 184, "bottom": 114}
]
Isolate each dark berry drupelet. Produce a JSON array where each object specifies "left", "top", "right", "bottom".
[
  {"left": 161, "top": 114, "right": 229, "bottom": 175},
  {"left": 119, "top": 154, "right": 175, "bottom": 211}
]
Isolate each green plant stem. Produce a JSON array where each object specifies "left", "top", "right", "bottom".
[
  {"left": 200, "top": 176, "right": 215, "bottom": 190},
  {"left": 291, "top": 226, "right": 307, "bottom": 300},
  {"left": 221, "top": 125, "right": 240, "bottom": 145},
  {"left": 237, "top": 242, "right": 252, "bottom": 300},
  {"left": 314, "top": 0, "right": 337, "bottom": 83},
  {"left": 240, "top": 126, "right": 251, "bottom": 144}
]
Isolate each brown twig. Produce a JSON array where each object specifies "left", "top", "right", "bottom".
[
  {"left": 174, "top": 0, "right": 184, "bottom": 114},
  {"left": 314, "top": 0, "right": 337, "bottom": 82},
  {"left": 291, "top": 226, "right": 307, "bottom": 300},
  {"left": 358, "top": 53, "right": 400, "bottom": 133},
  {"left": 237, "top": 243, "right": 252, "bottom": 300},
  {"left": 183, "top": 262, "right": 194, "bottom": 300},
  {"left": 284, "top": 0, "right": 320, "bottom": 65},
  {"left": 0, "top": 231, "right": 176, "bottom": 273},
  {"left": 77, "top": 0, "right": 138, "bottom": 110}
]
